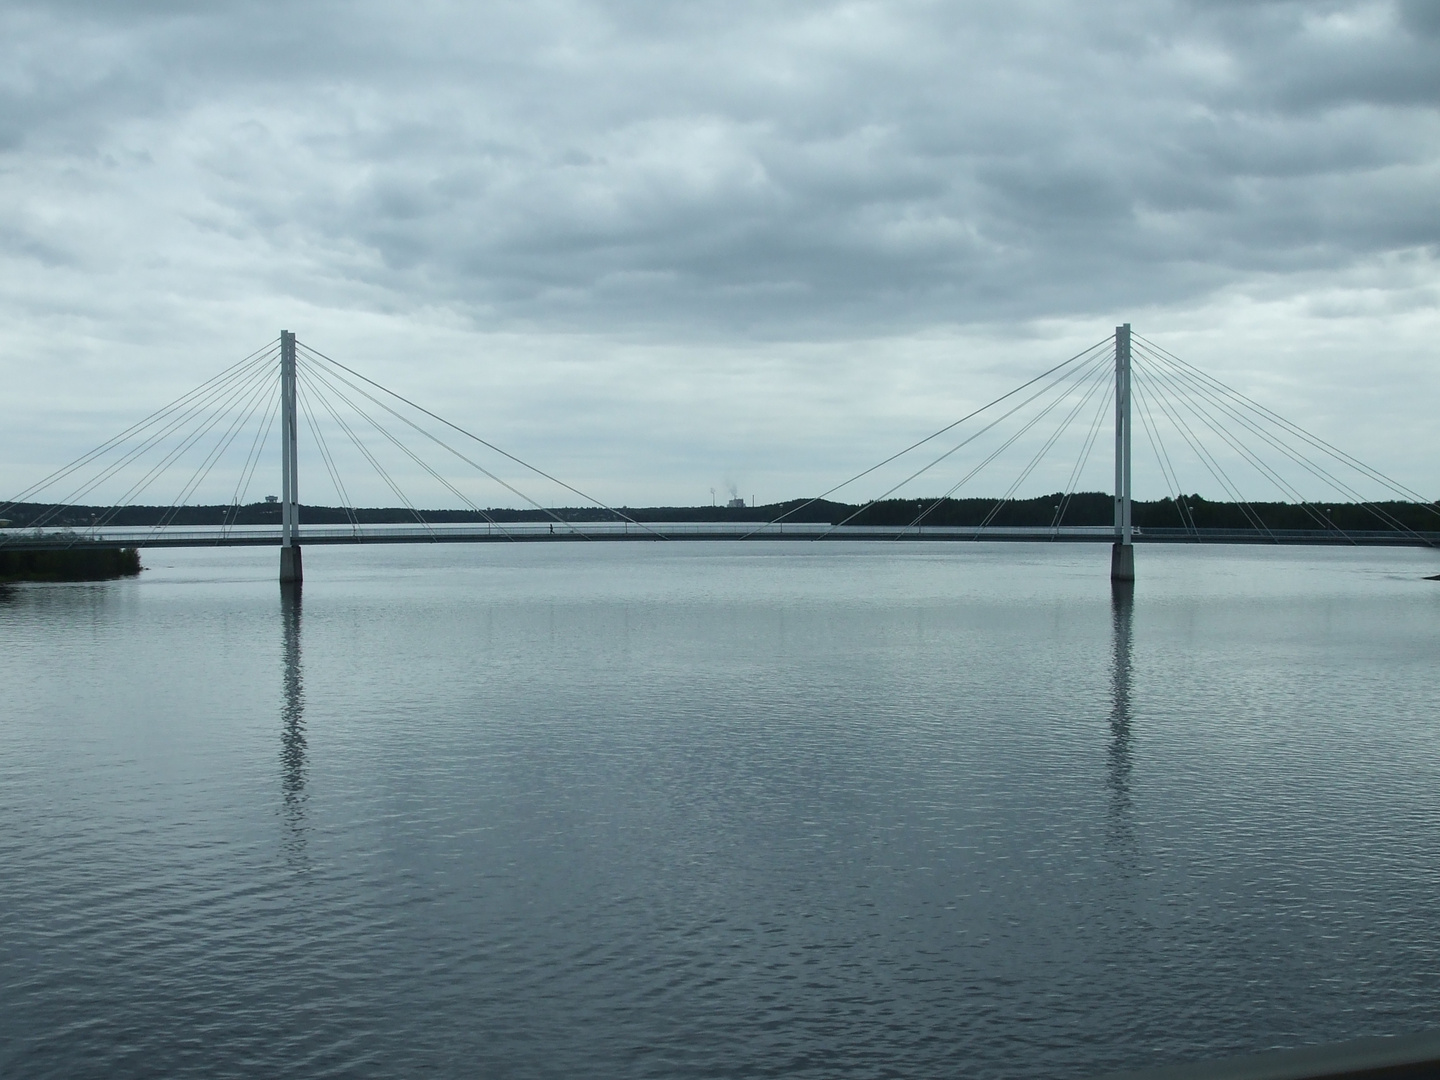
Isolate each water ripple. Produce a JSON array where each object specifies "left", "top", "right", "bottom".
[{"left": 2, "top": 543, "right": 1439, "bottom": 1077}]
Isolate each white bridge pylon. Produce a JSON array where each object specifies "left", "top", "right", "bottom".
[
  {"left": 1112, "top": 323, "right": 1134, "bottom": 582},
  {"left": 279, "top": 330, "right": 302, "bottom": 583}
]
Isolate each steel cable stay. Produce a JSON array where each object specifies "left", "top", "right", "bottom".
[
  {"left": 1135, "top": 333, "right": 1439, "bottom": 515},
  {"left": 298, "top": 362, "right": 527, "bottom": 542},
  {"left": 84, "top": 368, "right": 273, "bottom": 546},
  {"left": 970, "top": 357, "right": 1113, "bottom": 535},
  {"left": 88, "top": 358, "right": 281, "bottom": 538},
  {"left": 976, "top": 357, "right": 1115, "bottom": 537},
  {"left": 0, "top": 341, "right": 279, "bottom": 520},
  {"left": 46, "top": 349, "right": 277, "bottom": 524},
  {"left": 1135, "top": 352, "right": 1354, "bottom": 541},
  {"left": 1127, "top": 363, "right": 1269, "bottom": 535},
  {"left": 298, "top": 353, "right": 572, "bottom": 540},
  {"left": 138, "top": 361, "right": 283, "bottom": 548},
  {"left": 967, "top": 354, "right": 1116, "bottom": 539},
  {"left": 298, "top": 366, "right": 453, "bottom": 540},
  {"left": 1127, "top": 363, "right": 1276, "bottom": 539},
  {"left": 295, "top": 342, "right": 659, "bottom": 540},
  {"left": 296, "top": 361, "right": 520, "bottom": 543},
  {"left": 1137, "top": 359, "right": 1334, "bottom": 530},
  {"left": 8, "top": 347, "right": 278, "bottom": 534},
  {"left": 21, "top": 353, "right": 279, "bottom": 537},
  {"left": 1130, "top": 360, "right": 1200, "bottom": 535},
  {"left": 912, "top": 359, "right": 1108, "bottom": 537},
  {"left": 298, "top": 347, "right": 610, "bottom": 541},
  {"left": 297, "top": 359, "right": 526, "bottom": 541},
  {"left": 899, "top": 350, "right": 1114, "bottom": 539},
  {"left": 155, "top": 359, "right": 281, "bottom": 523},
  {"left": 743, "top": 336, "right": 1116, "bottom": 539},
  {"left": 295, "top": 377, "right": 360, "bottom": 539},
  {"left": 1135, "top": 341, "right": 1355, "bottom": 501},
  {"left": 1137, "top": 334, "right": 1437, "bottom": 508},
  {"left": 288, "top": 364, "right": 439, "bottom": 542},
  {"left": 1135, "top": 343, "right": 1434, "bottom": 544},
  {"left": 1050, "top": 369, "right": 1114, "bottom": 537},
  {"left": 815, "top": 342, "right": 1115, "bottom": 541},
  {"left": 1136, "top": 348, "right": 1422, "bottom": 542},
  {"left": 832, "top": 344, "right": 1114, "bottom": 539},
  {"left": 1130, "top": 372, "right": 1198, "bottom": 537},
  {"left": 221, "top": 388, "right": 281, "bottom": 541}
]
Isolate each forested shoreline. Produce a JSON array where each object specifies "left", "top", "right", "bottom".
[{"left": 4, "top": 494, "right": 1437, "bottom": 532}]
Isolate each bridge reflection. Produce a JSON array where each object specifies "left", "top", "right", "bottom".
[
  {"left": 279, "top": 582, "right": 308, "bottom": 865},
  {"left": 1107, "top": 580, "right": 1136, "bottom": 861}
]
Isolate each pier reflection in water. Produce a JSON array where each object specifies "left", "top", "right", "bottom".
[
  {"left": 4, "top": 544, "right": 1440, "bottom": 1079},
  {"left": 279, "top": 582, "right": 307, "bottom": 862},
  {"left": 1107, "top": 579, "right": 1136, "bottom": 860}
]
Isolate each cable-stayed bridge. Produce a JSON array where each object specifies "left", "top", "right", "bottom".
[{"left": 3, "top": 325, "right": 1436, "bottom": 582}]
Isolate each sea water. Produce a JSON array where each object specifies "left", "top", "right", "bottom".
[{"left": 2, "top": 542, "right": 1439, "bottom": 1078}]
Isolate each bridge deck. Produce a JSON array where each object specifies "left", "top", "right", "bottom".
[{"left": 2, "top": 523, "right": 1436, "bottom": 550}]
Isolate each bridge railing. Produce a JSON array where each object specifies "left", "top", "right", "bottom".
[
  {"left": 0, "top": 521, "right": 1116, "bottom": 548},
  {"left": 3, "top": 523, "right": 1438, "bottom": 550}
]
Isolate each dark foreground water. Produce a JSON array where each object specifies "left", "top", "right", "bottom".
[{"left": 2, "top": 542, "right": 1439, "bottom": 1078}]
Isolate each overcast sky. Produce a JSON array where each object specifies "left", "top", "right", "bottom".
[{"left": 2, "top": 0, "right": 1437, "bottom": 508}]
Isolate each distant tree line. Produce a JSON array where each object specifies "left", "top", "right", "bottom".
[{"left": 5, "top": 494, "right": 1438, "bottom": 532}]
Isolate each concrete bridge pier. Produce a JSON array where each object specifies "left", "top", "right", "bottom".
[
  {"left": 280, "top": 545, "right": 303, "bottom": 583},
  {"left": 279, "top": 330, "right": 303, "bottom": 584},
  {"left": 1111, "top": 323, "right": 1135, "bottom": 582},
  {"left": 1110, "top": 542, "right": 1134, "bottom": 581}
]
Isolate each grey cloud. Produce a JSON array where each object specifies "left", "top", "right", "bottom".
[
  {"left": 1177, "top": 0, "right": 1440, "bottom": 110},
  {"left": 1, "top": 0, "right": 1437, "bottom": 341},
  {"left": 1399, "top": 0, "right": 1440, "bottom": 36}
]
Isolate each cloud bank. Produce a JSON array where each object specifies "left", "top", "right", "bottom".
[{"left": 1, "top": 0, "right": 1437, "bottom": 503}]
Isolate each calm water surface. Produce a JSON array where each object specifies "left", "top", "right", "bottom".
[{"left": 2, "top": 542, "right": 1439, "bottom": 1078}]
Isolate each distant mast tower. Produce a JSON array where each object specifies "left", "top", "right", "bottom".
[
  {"left": 279, "top": 330, "right": 303, "bottom": 584},
  {"left": 1111, "top": 323, "right": 1134, "bottom": 582}
]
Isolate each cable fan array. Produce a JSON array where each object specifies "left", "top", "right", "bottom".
[
  {"left": 0, "top": 338, "right": 649, "bottom": 546},
  {"left": 751, "top": 335, "right": 1120, "bottom": 538},
  {"left": 1125, "top": 334, "right": 1438, "bottom": 542},
  {"left": 751, "top": 332, "right": 1436, "bottom": 542},
  {"left": 1, "top": 341, "right": 284, "bottom": 539},
  {"left": 292, "top": 342, "right": 655, "bottom": 541}
]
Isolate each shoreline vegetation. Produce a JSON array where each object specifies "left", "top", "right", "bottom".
[
  {"left": 0, "top": 547, "right": 142, "bottom": 584},
  {"left": 2, "top": 493, "right": 1438, "bottom": 532},
  {"left": 1, "top": 492, "right": 1436, "bottom": 581}
]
